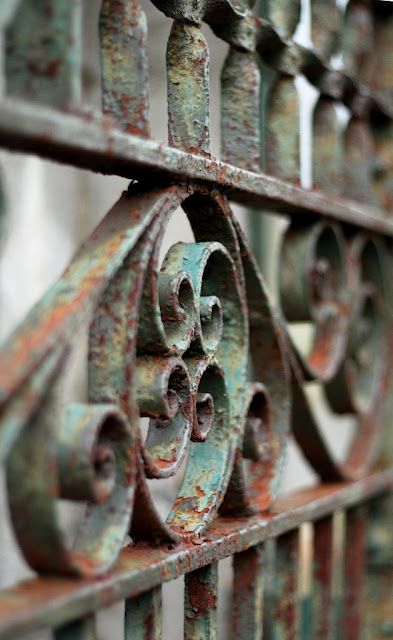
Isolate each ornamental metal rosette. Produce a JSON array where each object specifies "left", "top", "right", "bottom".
[{"left": 0, "top": 181, "right": 292, "bottom": 575}]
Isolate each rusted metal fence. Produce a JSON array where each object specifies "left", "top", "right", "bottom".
[{"left": 0, "top": 0, "right": 392, "bottom": 638}]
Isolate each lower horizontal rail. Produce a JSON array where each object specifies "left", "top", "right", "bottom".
[
  {"left": 0, "top": 469, "right": 391, "bottom": 639},
  {"left": 0, "top": 99, "right": 391, "bottom": 236}
]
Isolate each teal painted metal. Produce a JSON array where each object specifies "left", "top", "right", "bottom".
[
  {"left": 0, "top": 475, "right": 390, "bottom": 637},
  {"left": 0, "top": 0, "right": 391, "bottom": 638},
  {"left": 184, "top": 563, "right": 218, "bottom": 639},
  {"left": 167, "top": 21, "right": 210, "bottom": 155},
  {"left": 100, "top": 0, "right": 150, "bottom": 136},
  {"left": 125, "top": 587, "right": 162, "bottom": 640},
  {"left": 5, "top": 0, "right": 82, "bottom": 106}
]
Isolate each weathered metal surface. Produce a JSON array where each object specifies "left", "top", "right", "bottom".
[
  {"left": 232, "top": 545, "right": 264, "bottom": 639},
  {"left": 280, "top": 221, "right": 350, "bottom": 381},
  {"left": 266, "top": 0, "right": 300, "bottom": 40},
  {"left": 313, "top": 96, "right": 343, "bottom": 196},
  {"left": 0, "top": 473, "right": 390, "bottom": 639},
  {"left": 265, "top": 75, "right": 300, "bottom": 183},
  {"left": 365, "top": 494, "right": 393, "bottom": 640},
  {"left": 7, "top": 400, "right": 134, "bottom": 575},
  {"left": 373, "top": 120, "right": 393, "bottom": 213},
  {"left": 343, "top": 507, "right": 367, "bottom": 640},
  {"left": 330, "top": 511, "right": 346, "bottom": 640},
  {"left": 99, "top": 0, "right": 150, "bottom": 136},
  {"left": 311, "top": 0, "right": 339, "bottom": 61},
  {"left": 373, "top": 3, "right": 393, "bottom": 104},
  {"left": 342, "top": 0, "right": 374, "bottom": 84},
  {"left": 286, "top": 229, "right": 392, "bottom": 481},
  {"left": 344, "top": 115, "right": 377, "bottom": 205},
  {"left": 125, "top": 587, "right": 162, "bottom": 640},
  {"left": 0, "top": 0, "right": 392, "bottom": 638},
  {"left": 0, "top": 182, "right": 290, "bottom": 566},
  {"left": 269, "top": 529, "right": 299, "bottom": 639},
  {"left": 5, "top": 0, "right": 81, "bottom": 106},
  {"left": 313, "top": 516, "right": 334, "bottom": 639},
  {"left": 167, "top": 21, "right": 210, "bottom": 155},
  {"left": 221, "top": 47, "right": 260, "bottom": 171},
  {"left": 0, "top": 99, "right": 393, "bottom": 233},
  {"left": 185, "top": 563, "right": 218, "bottom": 639}
]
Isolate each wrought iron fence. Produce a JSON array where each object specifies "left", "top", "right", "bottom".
[{"left": 0, "top": 0, "right": 392, "bottom": 638}]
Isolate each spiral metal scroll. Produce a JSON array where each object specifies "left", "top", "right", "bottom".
[
  {"left": 0, "top": 179, "right": 392, "bottom": 577},
  {"left": 0, "top": 181, "right": 391, "bottom": 577},
  {"left": 280, "top": 222, "right": 392, "bottom": 481},
  {"left": 0, "top": 183, "right": 292, "bottom": 576}
]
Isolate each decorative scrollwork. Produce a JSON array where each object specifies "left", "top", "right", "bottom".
[
  {"left": 0, "top": 167, "right": 391, "bottom": 577},
  {"left": 7, "top": 399, "right": 134, "bottom": 575},
  {"left": 0, "top": 183, "right": 291, "bottom": 574},
  {"left": 280, "top": 221, "right": 350, "bottom": 381},
  {"left": 280, "top": 222, "right": 393, "bottom": 481},
  {"left": 0, "top": 173, "right": 392, "bottom": 576}
]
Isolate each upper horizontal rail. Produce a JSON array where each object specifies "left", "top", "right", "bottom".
[
  {"left": 0, "top": 98, "right": 391, "bottom": 236},
  {"left": 0, "top": 468, "right": 391, "bottom": 639}
]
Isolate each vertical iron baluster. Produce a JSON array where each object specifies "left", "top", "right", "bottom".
[
  {"left": 299, "top": 524, "right": 313, "bottom": 640},
  {"left": 331, "top": 511, "right": 346, "bottom": 640},
  {"left": 343, "top": 506, "right": 367, "bottom": 640},
  {"left": 263, "top": 0, "right": 300, "bottom": 184},
  {"left": 341, "top": 0, "right": 375, "bottom": 206},
  {"left": 313, "top": 516, "right": 334, "bottom": 639},
  {"left": 267, "top": 529, "right": 299, "bottom": 640},
  {"left": 371, "top": 4, "right": 393, "bottom": 213},
  {"left": 341, "top": 0, "right": 374, "bottom": 85},
  {"left": 263, "top": 539, "right": 276, "bottom": 640},
  {"left": 125, "top": 587, "right": 162, "bottom": 640},
  {"left": 344, "top": 113, "right": 376, "bottom": 205},
  {"left": 220, "top": 9, "right": 260, "bottom": 171},
  {"left": 266, "top": 0, "right": 300, "bottom": 41},
  {"left": 184, "top": 562, "right": 218, "bottom": 640},
  {"left": 372, "top": 3, "right": 393, "bottom": 103},
  {"left": 372, "top": 121, "right": 393, "bottom": 213},
  {"left": 167, "top": 19, "right": 210, "bottom": 155},
  {"left": 311, "top": 0, "right": 343, "bottom": 196},
  {"left": 5, "top": 0, "right": 81, "bottom": 106},
  {"left": 221, "top": 43, "right": 260, "bottom": 171},
  {"left": 99, "top": 0, "right": 150, "bottom": 136},
  {"left": 55, "top": 615, "right": 96, "bottom": 640},
  {"left": 264, "top": 73, "right": 300, "bottom": 183},
  {"left": 311, "top": 0, "right": 339, "bottom": 61},
  {"left": 313, "top": 96, "right": 342, "bottom": 195},
  {"left": 364, "top": 495, "right": 393, "bottom": 640},
  {"left": 232, "top": 544, "right": 264, "bottom": 639}
]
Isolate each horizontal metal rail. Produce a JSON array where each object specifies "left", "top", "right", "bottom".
[
  {"left": 0, "top": 468, "right": 390, "bottom": 639},
  {"left": 0, "top": 99, "right": 391, "bottom": 236}
]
